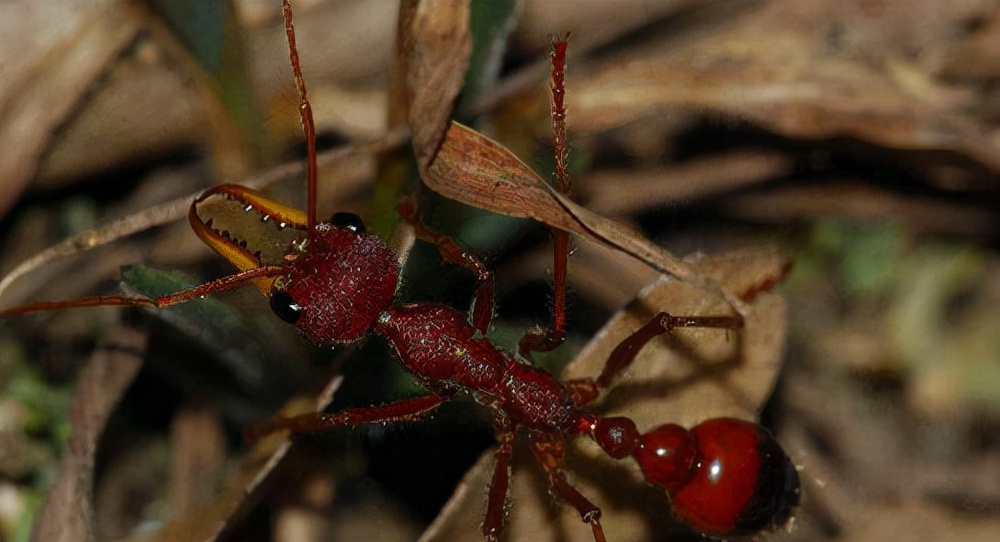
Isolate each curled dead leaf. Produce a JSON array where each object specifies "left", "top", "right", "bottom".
[
  {"left": 401, "top": 0, "right": 472, "bottom": 172},
  {"left": 0, "top": 3, "right": 141, "bottom": 214},
  {"left": 423, "top": 121, "right": 750, "bottom": 314},
  {"left": 565, "top": 1, "right": 1000, "bottom": 171},
  {"left": 422, "top": 247, "right": 791, "bottom": 542}
]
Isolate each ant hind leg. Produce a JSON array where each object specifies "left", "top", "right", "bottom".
[
  {"left": 482, "top": 417, "right": 515, "bottom": 542},
  {"left": 566, "top": 311, "right": 744, "bottom": 406},
  {"left": 529, "top": 433, "right": 606, "bottom": 542},
  {"left": 244, "top": 394, "right": 447, "bottom": 442}
]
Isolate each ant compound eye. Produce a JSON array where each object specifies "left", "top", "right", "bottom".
[
  {"left": 269, "top": 289, "right": 303, "bottom": 324},
  {"left": 329, "top": 212, "right": 366, "bottom": 233}
]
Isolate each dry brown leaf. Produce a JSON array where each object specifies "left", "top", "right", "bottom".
[
  {"left": 31, "top": 324, "right": 147, "bottom": 542},
  {"left": 0, "top": 1, "right": 141, "bottom": 213},
  {"left": 422, "top": 247, "right": 790, "bottom": 542},
  {"left": 581, "top": 152, "right": 793, "bottom": 216},
  {"left": 941, "top": 8, "right": 1000, "bottom": 80},
  {"left": 31, "top": 43, "right": 212, "bottom": 188},
  {"left": 722, "top": 181, "right": 999, "bottom": 237},
  {"left": 566, "top": 247, "right": 791, "bottom": 422},
  {"left": 842, "top": 497, "right": 1000, "bottom": 542},
  {"left": 423, "top": 122, "right": 583, "bottom": 232},
  {"left": 401, "top": 0, "right": 472, "bottom": 172},
  {"left": 167, "top": 404, "right": 227, "bottom": 523},
  {"left": 781, "top": 352, "right": 1000, "bottom": 541},
  {"left": 126, "top": 374, "right": 346, "bottom": 542},
  {"left": 3, "top": 0, "right": 399, "bottom": 212},
  {"left": 424, "top": 121, "right": 750, "bottom": 314},
  {"left": 567, "top": 1, "right": 1000, "bottom": 171}
]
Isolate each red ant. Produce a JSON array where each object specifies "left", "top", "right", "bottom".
[{"left": 1, "top": 2, "right": 799, "bottom": 541}]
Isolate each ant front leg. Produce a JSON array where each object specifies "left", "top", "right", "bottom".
[
  {"left": 528, "top": 432, "right": 607, "bottom": 542},
  {"left": 0, "top": 266, "right": 288, "bottom": 317},
  {"left": 397, "top": 196, "right": 495, "bottom": 334},
  {"left": 516, "top": 229, "right": 569, "bottom": 359},
  {"left": 568, "top": 312, "right": 744, "bottom": 406}
]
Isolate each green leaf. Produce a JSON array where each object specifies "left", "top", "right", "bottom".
[{"left": 461, "top": 0, "right": 518, "bottom": 111}]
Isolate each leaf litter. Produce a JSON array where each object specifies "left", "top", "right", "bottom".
[{"left": 1, "top": 0, "right": 998, "bottom": 541}]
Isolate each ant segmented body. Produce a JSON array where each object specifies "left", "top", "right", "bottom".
[{"left": 1, "top": 2, "right": 799, "bottom": 541}]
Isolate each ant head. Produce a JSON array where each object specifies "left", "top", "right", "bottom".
[
  {"left": 189, "top": 187, "right": 399, "bottom": 345},
  {"left": 270, "top": 214, "right": 400, "bottom": 345}
]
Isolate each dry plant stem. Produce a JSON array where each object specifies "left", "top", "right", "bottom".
[
  {"left": 583, "top": 152, "right": 793, "bottom": 216},
  {"left": 725, "top": 181, "right": 998, "bottom": 238},
  {"left": 31, "top": 325, "right": 147, "bottom": 542},
  {"left": 168, "top": 403, "right": 226, "bottom": 521},
  {"left": 0, "top": 9, "right": 140, "bottom": 216}
]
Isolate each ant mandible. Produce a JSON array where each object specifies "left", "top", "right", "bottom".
[{"left": 0, "top": 2, "right": 799, "bottom": 541}]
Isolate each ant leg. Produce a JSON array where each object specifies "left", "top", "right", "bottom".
[
  {"left": 547, "top": 34, "right": 572, "bottom": 341},
  {"left": 518, "top": 35, "right": 574, "bottom": 360},
  {"left": 244, "top": 394, "right": 447, "bottom": 442},
  {"left": 516, "top": 233, "right": 569, "bottom": 357},
  {"left": 529, "top": 433, "right": 607, "bottom": 542},
  {"left": 482, "top": 417, "right": 515, "bottom": 542},
  {"left": 397, "top": 196, "right": 495, "bottom": 334},
  {"left": 1, "top": 265, "right": 287, "bottom": 318},
  {"left": 567, "top": 312, "right": 744, "bottom": 406},
  {"left": 281, "top": 0, "right": 318, "bottom": 232}
]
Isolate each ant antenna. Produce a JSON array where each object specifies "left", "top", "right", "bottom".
[{"left": 281, "top": 0, "right": 318, "bottom": 235}]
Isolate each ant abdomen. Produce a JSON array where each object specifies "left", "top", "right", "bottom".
[
  {"left": 635, "top": 418, "right": 800, "bottom": 536},
  {"left": 589, "top": 415, "right": 799, "bottom": 534}
]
